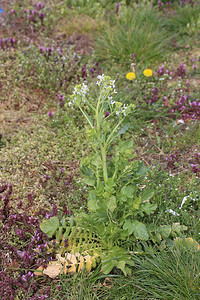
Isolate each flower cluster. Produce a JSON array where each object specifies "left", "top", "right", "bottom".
[
  {"left": 71, "top": 83, "right": 89, "bottom": 106},
  {"left": 36, "top": 2, "right": 45, "bottom": 9},
  {"left": 170, "top": 94, "right": 200, "bottom": 120},
  {"left": 0, "top": 37, "right": 16, "bottom": 50},
  {"left": 71, "top": 75, "right": 134, "bottom": 120},
  {"left": 191, "top": 152, "right": 200, "bottom": 174},
  {"left": 115, "top": 102, "right": 134, "bottom": 117},
  {"left": 165, "top": 150, "right": 179, "bottom": 169},
  {"left": 96, "top": 74, "right": 115, "bottom": 90},
  {"left": 175, "top": 63, "right": 186, "bottom": 79},
  {"left": 180, "top": 0, "right": 195, "bottom": 7},
  {"left": 21, "top": 2, "right": 45, "bottom": 24},
  {"left": 57, "top": 93, "right": 65, "bottom": 107},
  {"left": 158, "top": 0, "right": 164, "bottom": 8},
  {"left": 96, "top": 75, "right": 117, "bottom": 104},
  {"left": 146, "top": 87, "right": 159, "bottom": 105},
  {"left": 157, "top": 64, "right": 172, "bottom": 76},
  {"left": 126, "top": 72, "right": 136, "bottom": 80},
  {"left": 116, "top": 3, "right": 120, "bottom": 15},
  {"left": 38, "top": 46, "right": 54, "bottom": 57},
  {"left": 143, "top": 69, "right": 153, "bottom": 77}
]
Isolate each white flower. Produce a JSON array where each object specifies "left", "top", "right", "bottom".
[
  {"left": 96, "top": 74, "right": 105, "bottom": 86},
  {"left": 179, "top": 196, "right": 188, "bottom": 209},
  {"left": 110, "top": 99, "right": 115, "bottom": 105},
  {"left": 177, "top": 119, "right": 184, "bottom": 124},
  {"left": 166, "top": 209, "right": 180, "bottom": 216}
]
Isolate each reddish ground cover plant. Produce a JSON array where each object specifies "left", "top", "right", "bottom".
[{"left": 0, "top": 183, "right": 70, "bottom": 298}]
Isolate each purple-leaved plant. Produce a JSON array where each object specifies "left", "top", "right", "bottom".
[
  {"left": 0, "top": 37, "right": 16, "bottom": 50},
  {"left": 165, "top": 150, "right": 179, "bottom": 169},
  {"left": 175, "top": 64, "right": 186, "bottom": 79},
  {"left": 0, "top": 183, "right": 71, "bottom": 298}
]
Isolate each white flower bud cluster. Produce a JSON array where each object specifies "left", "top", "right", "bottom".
[
  {"left": 96, "top": 75, "right": 117, "bottom": 101},
  {"left": 116, "top": 103, "right": 128, "bottom": 116},
  {"left": 70, "top": 83, "right": 89, "bottom": 106}
]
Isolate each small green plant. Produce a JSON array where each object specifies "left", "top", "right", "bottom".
[{"left": 40, "top": 75, "right": 187, "bottom": 275}]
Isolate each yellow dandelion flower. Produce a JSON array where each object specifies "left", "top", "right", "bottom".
[
  {"left": 126, "top": 72, "right": 136, "bottom": 80},
  {"left": 143, "top": 69, "right": 153, "bottom": 77}
]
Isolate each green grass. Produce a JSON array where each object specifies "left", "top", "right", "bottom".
[
  {"left": 49, "top": 243, "right": 200, "bottom": 299},
  {"left": 95, "top": 4, "right": 171, "bottom": 67},
  {"left": 0, "top": 0, "right": 200, "bottom": 298},
  {"left": 132, "top": 245, "right": 200, "bottom": 299},
  {"left": 162, "top": 3, "right": 200, "bottom": 39}
]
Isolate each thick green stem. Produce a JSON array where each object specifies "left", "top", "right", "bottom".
[
  {"left": 100, "top": 145, "right": 108, "bottom": 183},
  {"left": 95, "top": 94, "right": 108, "bottom": 183},
  {"left": 112, "top": 163, "right": 118, "bottom": 181}
]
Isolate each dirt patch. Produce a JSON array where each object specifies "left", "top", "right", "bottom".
[{"left": 65, "top": 33, "right": 94, "bottom": 55}]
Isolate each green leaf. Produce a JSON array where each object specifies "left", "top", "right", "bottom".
[
  {"left": 121, "top": 185, "right": 135, "bottom": 198},
  {"left": 88, "top": 199, "right": 99, "bottom": 212},
  {"left": 95, "top": 183, "right": 104, "bottom": 196},
  {"left": 115, "top": 260, "right": 126, "bottom": 274},
  {"left": 105, "top": 178, "right": 115, "bottom": 189},
  {"left": 40, "top": 217, "right": 60, "bottom": 238},
  {"left": 132, "top": 196, "right": 141, "bottom": 210},
  {"left": 82, "top": 176, "right": 96, "bottom": 186},
  {"left": 101, "top": 260, "right": 114, "bottom": 275},
  {"left": 160, "top": 225, "right": 172, "bottom": 239},
  {"left": 101, "top": 247, "right": 134, "bottom": 275},
  {"left": 105, "top": 195, "right": 117, "bottom": 213},
  {"left": 80, "top": 165, "right": 93, "bottom": 176},
  {"left": 141, "top": 189, "right": 154, "bottom": 202},
  {"left": 61, "top": 218, "right": 67, "bottom": 229},
  {"left": 117, "top": 123, "right": 130, "bottom": 136},
  {"left": 90, "top": 153, "right": 102, "bottom": 167},
  {"left": 142, "top": 203, "right": 157, "bottom": 215},
  {"left": 172, "top": 223, "right": 188, "bottom": 234},
  {"left": 123, "top": 220, "right": 134, "bottom": 235},
  {"left": 119, "top": 195, "right": 127, "bottom": 203},
  {"left": 137, "top": 162, "right": 147, "bottom": 176},
  {"left": 56, "top": 226, "right": 63, "bottom": 242},
  {"left": 62, "top": 227, "right": 71, "bottom": 240},
  {"left": 82, "top": 110, "right": 93, "bottom": 128},
  {"left": 132, "top": 220, "right": 149, "bottom": 241}
]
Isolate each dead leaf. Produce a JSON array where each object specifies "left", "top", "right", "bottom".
[
  {"left": 43, "top": 261, "right": 62, "bottom": 278},
  {"left": 62, "top": 260, "right": 69, "bottom": 274},
  {"left": 34, "top": 266, "right": 44, "bottom": 276},
  {"left": 78, "top": 255, "right": 85, "bottom": 272},
  {"left": 56, "top": 254, "right": 65, "bottom": 264},
  {"left": 68, "top": 264, "right": 76, "bottom": 274},
  {"left": 66, "top": 253, "right": 77, "bottom": 265},
  {"left": 103, "top": 277, "right": 112, "bottom": 288},
  {"left": 84, "top": 255, "right": 92, "bottom": 272}
]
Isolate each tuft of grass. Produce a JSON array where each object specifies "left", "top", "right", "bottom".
[
  {"left": 132, "top": 244, "right": 200, "bottom": 299},
  {"left": 50, "top": 267, "right": 141, "bottom": 299},
  {"left": 95, "top": 4, "right": 170, "bottom": 67}
]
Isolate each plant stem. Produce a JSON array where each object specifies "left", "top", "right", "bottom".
[
  {"left": 96, "top": 95, "right": 108, "bottom": 183},
  {"left": 105, "top": 117, "right": 125, "bottom": 149},
  {"left": 100, "top": 145, "right": 108, "bottom": 183}
]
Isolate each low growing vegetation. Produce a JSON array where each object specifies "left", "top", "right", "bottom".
[{"left": 0, "top": 0, "right": 199, "bottom": 299}]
